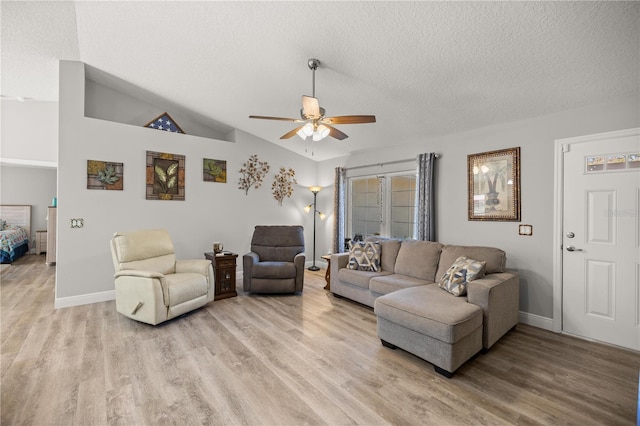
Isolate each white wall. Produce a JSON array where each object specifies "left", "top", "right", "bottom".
[
  {"left": 84, "top": 79, "right": 231, "bottom": 141},
  {"left": 0, "top": 100, "right": 58, "bottom": 167},
  {"left": 317, "top": 95, "right": 640, "bottom": 322},
  {"left": 0, "top": 165, "right": 57, "bottom": 243},
  {"left": 56, "top": 60, "right": 318, "bottom": 306}
]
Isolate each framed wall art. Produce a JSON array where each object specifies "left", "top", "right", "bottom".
[
  {"left": 146, "top": 151, "right": 185, "bottom": 200},
  {"left": 87, "top": 160, "right": 123, "bottom": 190},
  {"left": 467, "top": 147, "right": 521, "bottom": 221},
  {"left": 203, "top": 158, "right": 227, "bottom": 183}
]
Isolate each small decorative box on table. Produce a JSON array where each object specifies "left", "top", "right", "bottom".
[{"left": 204, "top": 252, "right": 238, "bottom": 301}]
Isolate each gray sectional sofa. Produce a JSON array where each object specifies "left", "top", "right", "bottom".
[{"left": 330, "top": 238, "right": 519, "bottom": 377}]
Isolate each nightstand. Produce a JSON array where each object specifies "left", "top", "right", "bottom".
[
  {"left": 204, "top": 252, "right": 238, "bottom": 301},
  {"left": 35, "top": 230, "right": 47, "bottom": 255}
]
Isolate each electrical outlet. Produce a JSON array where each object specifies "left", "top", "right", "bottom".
[{"left": 70, "top": 218, "right": 84, "bottom": 228}]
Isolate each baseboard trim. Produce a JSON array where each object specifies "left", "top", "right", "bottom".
[
  {"left": 519, "top": 311, "right": 554, "bottom": 331},
  {"left": 55, "top": 290, "right": 115, "bottom": 309}
]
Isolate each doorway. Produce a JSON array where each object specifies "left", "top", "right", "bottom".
[{"left": 554, "top": 128, "right": 640, "bottom": 351}]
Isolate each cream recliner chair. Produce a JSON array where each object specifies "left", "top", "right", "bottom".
[{"left": 110, "top": 229, "right": 214, "bottom": 325}]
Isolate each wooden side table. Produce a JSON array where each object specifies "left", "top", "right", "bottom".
[
  {"left": 204, "top": 252, "right": 238, "bottom": 301},
  {"left": 321, "top": 254, "right": 332, "bottom": 291}
]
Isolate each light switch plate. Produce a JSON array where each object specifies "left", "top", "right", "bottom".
[{"left": 519, "top": 224, "right": 533, "bottom": 236}]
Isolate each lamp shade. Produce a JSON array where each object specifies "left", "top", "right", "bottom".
[
  {"left": 317, "top": 124, "right": 329, "bottom": 138},
  {"left": 302, "top": 122, "right": 314, "bottom": 136}
]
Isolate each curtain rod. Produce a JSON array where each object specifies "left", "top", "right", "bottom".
[{"left": 345, "top": 154, "right": 439, "bottom": 171}]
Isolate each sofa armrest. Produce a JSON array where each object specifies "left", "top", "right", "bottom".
[
  {"left": 330, "top": 253, "right": 350, "bottom": 270},
  {"left": 329, "top": 253, "right": 350, "bottom": 289},
  {"left": 467, "top": 270, "right": 519, "bottom": 349}
]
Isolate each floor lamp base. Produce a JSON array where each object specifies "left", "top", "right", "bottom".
[{"left": 308, "top": 265, "right": 320, "bottom": 271}]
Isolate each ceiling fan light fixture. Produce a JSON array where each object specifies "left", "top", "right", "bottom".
[
  {"left": 312, "top": 124, "right": 330, "bottom": 141},
  {"left": 302, "top": 122, "right": 314, "bottom": 137},
  {"left": 296, "top": 127, "right": 308, "bottom": 140}
]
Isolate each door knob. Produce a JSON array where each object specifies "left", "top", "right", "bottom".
[{"left": 566, "top": 246, "right": 583, "bottom": 252}]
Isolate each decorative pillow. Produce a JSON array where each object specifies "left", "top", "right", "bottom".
[
  {"left": 438, "top": 256, "right": 487, "bottom": 297},
  {"left": 347, "top": 241, "right": 381, "bottom": 272},
  {"left": 0, "top": 219, "right": 6, "bottom": 231}
]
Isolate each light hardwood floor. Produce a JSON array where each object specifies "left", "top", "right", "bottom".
[{"left": 2, "top": 254, "right": 639, "bottom": 425}]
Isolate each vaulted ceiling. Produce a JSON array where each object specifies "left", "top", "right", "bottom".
[{"left": 2, "top": 1, "right": 638, "bottom": 161}]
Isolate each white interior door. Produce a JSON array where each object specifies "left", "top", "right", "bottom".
[{"left": 562, "top": 129, "right": 640, "bottom": 351}]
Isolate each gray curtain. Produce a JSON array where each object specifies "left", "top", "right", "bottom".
[
  {"left": 416, "top": 153, "right": 436, "bottom": 241},
  {"left": 332, "top": 167, "right": 346, "bottom": 253}
]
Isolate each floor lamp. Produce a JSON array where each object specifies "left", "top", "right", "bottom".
[{"left": 305, "top": 186, "right": 325, "bottom": 271}]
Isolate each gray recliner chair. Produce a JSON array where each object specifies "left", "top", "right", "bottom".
[{"left": 243, "top": 225, "right": 305, "bottom": 293}]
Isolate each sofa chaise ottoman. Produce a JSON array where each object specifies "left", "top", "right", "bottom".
[{"left": 375, "top": 285, "right": 483, "bottom": 377}]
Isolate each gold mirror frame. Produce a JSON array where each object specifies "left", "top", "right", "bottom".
[{"left": 467, "top": 147, "right": 521, "bottom": 221}]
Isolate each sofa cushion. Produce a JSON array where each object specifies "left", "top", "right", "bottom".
[
  {"left": 394, "top": 240, "right": 443, "bottom": 281},
  {"left": 365, "top": 237, "right": 402, "bottom": 271},
  {"left": 347, "top": 241, "right": 381, "bottom": 272},
  {"left": 438, "top": 256, "right": 487, "bottom": 297},
  {"left": 370, "top": 274, "right": 432, "bottom": 295},
  {"left": 374, "top": 285, "right": 482, "bottom": 344},
  {"left": 435, "top": 245, "right": 506, "bottom": 280},
  {"left": 252, "top": 261, "right": 297, "bottom": 279},
  {"left": 337, "top": 268, "right": 392, "bottom": 289},
  {"left": 380, "top": 240, "right": 402, "bottom": 271}
]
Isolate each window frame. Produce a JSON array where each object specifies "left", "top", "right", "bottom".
[{"left": 346, "top": 170, "right": 417, "bottom": 240}]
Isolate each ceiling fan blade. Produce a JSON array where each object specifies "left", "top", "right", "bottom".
[
  {"left": 325, "top": 124, "right": 349, "bottom": 140},
  {"left": 323, "top": 115, "right": 377, "bottom": 125},
  {"left": 280, "top": 125, "right": 305, "bottom": 139},
  {"left": 302, "top": 95, "right": 320, "bottom": 118},
  {"left": 249, "top": 115, "right": 303, "bottom": 122}
]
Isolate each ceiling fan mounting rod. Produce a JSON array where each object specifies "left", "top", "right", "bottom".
[{"left": 308, "top": 58, "right": 320, "bottom": 98}]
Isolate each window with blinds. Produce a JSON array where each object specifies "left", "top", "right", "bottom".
[{"left": 348, "top": 172, "right": 416, "bottom": 240}]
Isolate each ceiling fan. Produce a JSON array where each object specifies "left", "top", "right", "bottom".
[{"left": 249, "top": 58, "right": 376, "bottom": 141}]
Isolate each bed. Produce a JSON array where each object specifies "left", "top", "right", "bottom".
[{"left": 0, "top": 205, "right": 32, "bottom": 264}]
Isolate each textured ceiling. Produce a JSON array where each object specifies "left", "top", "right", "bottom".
[{"left": 2, "top": 1, "right": 638, "bottom": 161}]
